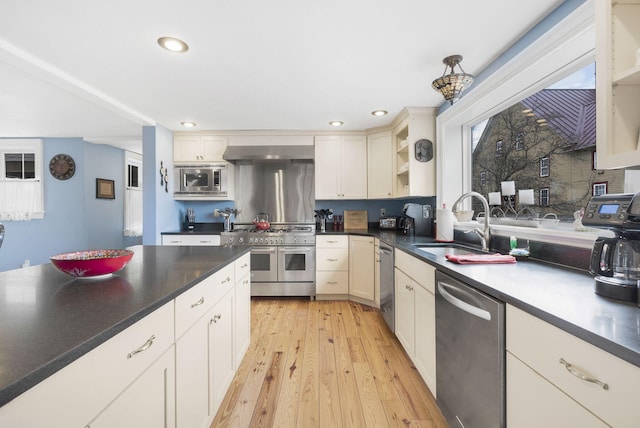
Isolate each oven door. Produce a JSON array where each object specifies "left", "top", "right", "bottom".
[
  {"left": 277, "top": 246, "right": 316, "bottom": 282},
  {"left": 250, "top": 247, "right": 278, "bottom": 282}
]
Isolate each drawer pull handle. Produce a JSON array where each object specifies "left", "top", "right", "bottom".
[
  {"left": 327, "top": 258, "right": 338, "bottom": 262},
  {"left": 327, "top": 240, "right": 338, "bottom": 243},
  {"left": 191, "top": 297, "right": 205, "bottom": 308},
  {"left": 127, "top": 335, "right": 156, "bottom": 359},
  {"left": 222, "top": 276, "right": 231, "bottom": 284},
  {"left": 243, "top": 279, "right": 249, "bottom": 285},
  {"left": 559, "top": 358, "right": 609, "bottom": 390},
  {"left": 210, "top": 314, "right": 222, "bottom": 324},
  {"left": 241, "top": 263, "right": 248, "bottom": 268},
  {"left": 199, "top": 240, "right": 211, "bottom": 244},
  {"left": 327, "top": 281, "right": 338, "bottom": 285}
]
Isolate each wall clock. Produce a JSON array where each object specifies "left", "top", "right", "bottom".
[
  {"left": 414, "top": 139, "right": 433, "bottom": 162},
  {"left": 49, "top": 154, "right": 76, "bottom": 180}
]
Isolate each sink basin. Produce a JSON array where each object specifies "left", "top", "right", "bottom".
[{"left": 414, "top": 244, "right": 486, "bottom": 257}]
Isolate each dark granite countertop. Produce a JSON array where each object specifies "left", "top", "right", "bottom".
[
  {"left": 0, "top": 245, "right": 250, "bottom": 408},
  {"left": 320, "top": 229, "right": 640, "bottom": 369},
  {"left": 161, "top": 222, "right": 224, "bottom": 235}
]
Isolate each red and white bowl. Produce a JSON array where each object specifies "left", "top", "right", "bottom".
[{"left": 50, "top": 249, "right": 134, "bottom": 279}]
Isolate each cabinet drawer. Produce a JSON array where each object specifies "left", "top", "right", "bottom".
[
  {"left": 175, "top": 263, "right": 234, "bottom": 339},
  {"left": 507, "top": 305, "right": 640, "bottom": 427},
  {"left": 234, "top": 253, "right": 250, "bottom": 281},
  {"left": 0, "top": 302, "right": 174, "bottom": 428},
  {"left": 162, "top": 234, "right": 221, "bottom": 246},
  {"left": 316, "top": 235, "right": 348, "bottom": 248},
  {"left": 316, "top": 270, "right": 349, "bottom": 294},
  {"left": 395, "top": 249, "right": 435, "bottom": 293},
  {"left": 316, "top": 248, "right": 349, "bottom": 271}
]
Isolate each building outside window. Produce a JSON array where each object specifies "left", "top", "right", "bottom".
[{"left": 470, "top": 63, "right": 625, "bottom": 221}]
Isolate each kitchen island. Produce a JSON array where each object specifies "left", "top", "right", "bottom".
[{"left": 0, "top": 244, "right": 250, "bottom": 427}]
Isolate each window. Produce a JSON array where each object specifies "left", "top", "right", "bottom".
[
  {"left": 480, "top": 171, "right": 487, "bottom": 187},
  {"left": 124, "top": 151, "right": 143, "bottom": 237},
  {"left": 496, "top": 140, "right": 503, "bottom": 157},
  {"left": 539, "top": 188, "right": 550, "bottom": 206},
  {"left": 593, "top": 182, "right": 607, "bottom": 196},
  {"left": 539, "top": 157, "right": 550, "bottom": 177},
  {"left": 515, "top": 132, "right": 525, "bottom": 151},
  {"left": 5, "top": 153, "right": 35, "bottom": 179},
  {"left": 0, "top": 139, "right": 44, "bottom": 221}
]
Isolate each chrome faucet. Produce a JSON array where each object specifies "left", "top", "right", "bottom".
[{"left": 453, "top": 191, "right": 491, "bottom": 251}]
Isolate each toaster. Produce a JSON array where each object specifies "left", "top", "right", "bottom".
[{"left": 379, "top": 216, "right": 400, "bottom": 230}]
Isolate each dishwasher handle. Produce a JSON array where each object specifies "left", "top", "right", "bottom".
[{"left": 438, "top": 281, "right": 492, "bottom": 321}]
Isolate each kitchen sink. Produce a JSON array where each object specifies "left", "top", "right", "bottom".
[{"left": 414, "top": 244, "right": 486, "bottom": 257}]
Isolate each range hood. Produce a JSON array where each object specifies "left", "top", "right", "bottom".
[{"left": 223, "top": 145, "right": 314, "bottom": 162}]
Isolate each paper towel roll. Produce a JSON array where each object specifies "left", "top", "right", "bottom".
[{"left": 436, "top": 208, "right": 454, "bottom": 242}]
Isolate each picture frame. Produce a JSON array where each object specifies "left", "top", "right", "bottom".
[{"left": 96, "top": 178, "right": 115, "bottom": 199}]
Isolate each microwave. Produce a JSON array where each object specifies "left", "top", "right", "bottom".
[{"left": 174, "top": 163, "right": 228, "bottom": 197}]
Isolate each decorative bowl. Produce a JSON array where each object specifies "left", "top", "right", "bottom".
[
  {"left": 50, "top": 249, "right": 134, "bottom": 279},
  {"left": 453, "top": 210, "right": 474, "bottom": 222}
]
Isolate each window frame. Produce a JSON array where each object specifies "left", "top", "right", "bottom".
[
  {"left": 435, "top": 2, "right": 602, "bottom": 248},
  {"left": 539, "top": 187, "right": 550, "bottom": 206}
]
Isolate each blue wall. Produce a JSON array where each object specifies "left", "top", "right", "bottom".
[
  {"left": 142, "top": 125, "right": 181, "bottom": 244},
  {"left": 0, "top": 138, "right": 128, "bottom": 271}
]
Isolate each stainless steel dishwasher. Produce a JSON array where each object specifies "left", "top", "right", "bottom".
[
  {"left": 379, "top": 242, "right": 394, "bottom": 331},
  {"left": 435, "top": 270, "right": 505, "bottom": 428}
]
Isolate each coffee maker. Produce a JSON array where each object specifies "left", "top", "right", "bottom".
[{"left": 582, "top": 193, "right": 640, "bottom": 303}]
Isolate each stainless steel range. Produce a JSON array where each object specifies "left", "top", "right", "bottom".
[
  {"left": 221, "top": 145, "right": 316, "bottom": 298},
  {"left": 221, "top": 224, "right": 316, "bottom": 298}
]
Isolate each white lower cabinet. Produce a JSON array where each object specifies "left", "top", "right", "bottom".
[
  {"left": 507, "top": 304, "right": 640, "bottom": 427},
  {"left": 234, "top": 253, "right": 251, "bottom": 367},
  {"left": 162, "top": 234, "right": 221, "bottom": 246},
  {"left": 316, "top": 235, "right": 349, "bottom": 295},
  {"left": 507, "top": 353, "right": 607, "bottom": 428},
  {"left": 89, "top": 346, "right": 176, "bottom": 428},
  {"left": 210, "top": 290, "right": 236, "bottom": 412},
  {"left": 394, "top": 250, "right": 436, "bottom": 394},
  {"left": 349, "top": 235, "right": 375, "bottom": 303}
]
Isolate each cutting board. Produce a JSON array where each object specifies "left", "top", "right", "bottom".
[{"left": 343, "top": 210, "right": 368, "bottom": 230}]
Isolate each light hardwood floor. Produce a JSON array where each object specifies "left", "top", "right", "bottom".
[{"left": 212, "top": 298, "right": 448, "bottom": 427}]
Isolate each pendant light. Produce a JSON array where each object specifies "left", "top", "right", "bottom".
[{"left": 431, "top": 55, "right": 475, "bottom": 105}]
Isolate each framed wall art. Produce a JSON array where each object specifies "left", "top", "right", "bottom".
[{"left": 96, "top": 178, "right": 115, "bottom": 199}]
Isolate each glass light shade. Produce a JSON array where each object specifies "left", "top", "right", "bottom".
[
  {"left": 431, "top": 55, "right": 475, "bottom": 104},
  {"left": 432, "top": 73, "right": 475, "bottom": 104}
]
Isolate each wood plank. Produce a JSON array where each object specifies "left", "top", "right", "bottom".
[
  {"left": 317, "top": 302, "right": 343, "bottom": 426},
  {"left": 353, "top": 361, "right": 391, "bottom": 427},
  {"left": 249, "top": 351, "right": 285, "bottom": 426},
  {"left": 296, "top": 300, "right": 320, "bottom": 427}
]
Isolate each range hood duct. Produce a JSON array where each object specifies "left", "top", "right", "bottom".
[{"left": 223, "top": 145, "right": 314, "bottom": 163}]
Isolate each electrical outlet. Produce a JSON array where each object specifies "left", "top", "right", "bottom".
[{"left": 380, "top": 208, "right": 386, "bottom": 217}]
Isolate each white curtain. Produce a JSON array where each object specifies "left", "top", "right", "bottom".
[
  {"left": 124, "top": 187, "right": 143, "bottom": 236},
  {"left": 0, "top": 179, "right": 43, "bottom": 221}
]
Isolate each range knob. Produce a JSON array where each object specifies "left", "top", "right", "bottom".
[{"left": 238, "top": 237, "right": 244, "bottom": 244}]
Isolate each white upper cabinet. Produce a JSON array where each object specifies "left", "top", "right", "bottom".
[
  {"left": 393, "top": 108, "right": 436, "bottom": 197},
  {"left": 367, "top": 130, "right": 393, "bottom": 199},
  {"left": 315, "top": 135, "right": 367, "bottom": 199},
  {"left": 595, "top": 0, "right": 640, "bottom": 169},
  {"left": 174, "top": 135, "right": 228, "bottom": 163}
]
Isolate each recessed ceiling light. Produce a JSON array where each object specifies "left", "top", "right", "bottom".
[
  {"left": 180, "top": 121, "right": 196, "bottom": 128},
  {"left": 329, "top": 121, "right": 344, "bottom": 127},
  {"left": 158, "top": 37, "right": 189, "bottom": 53},
  {"left": 371, "top": 110, "right": 388, "bottom": 117}
]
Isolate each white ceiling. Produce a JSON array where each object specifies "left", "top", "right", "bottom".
[{"left": 0, "top": 0, "right": 563, "bottom": 152}]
